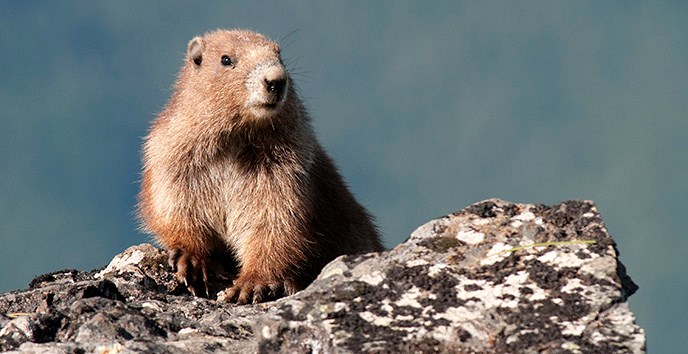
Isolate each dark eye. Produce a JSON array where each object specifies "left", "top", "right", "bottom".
[{"left": 221, "top": 55, "right": 233, "bottom": 66}]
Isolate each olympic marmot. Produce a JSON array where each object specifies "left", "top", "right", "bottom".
[{"left": 138, "top": 29, "right": 383, "bottom": 304}]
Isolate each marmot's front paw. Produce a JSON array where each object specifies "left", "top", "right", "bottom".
[
  {"left": 217, "top": 275, "right": 284, "bottom": 305},
  {"left": 168, "top": 247, "right": 209, "bottom": 298}
]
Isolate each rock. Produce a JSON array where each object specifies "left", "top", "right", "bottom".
[{"left": 0, "top": 199, "right": 645, "bottom": 353}]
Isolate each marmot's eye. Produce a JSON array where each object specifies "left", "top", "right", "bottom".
[{"left": 221, "top": 55, "right": 233, "bottom": 66}]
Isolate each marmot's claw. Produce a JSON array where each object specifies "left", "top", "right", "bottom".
[
  {"left": 218, "top": 277, "right": 284, "bottom": 305},
  {"left": 169, "top": 247, "right": 209, "bottom": 298}
]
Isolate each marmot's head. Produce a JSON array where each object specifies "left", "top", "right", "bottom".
[{"left": 181, "top": 30, "right": 292, "bottom": 126}]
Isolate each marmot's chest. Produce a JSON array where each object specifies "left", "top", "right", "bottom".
[{"left": 188, "top": 154, "right": 310, "bottom": 227}]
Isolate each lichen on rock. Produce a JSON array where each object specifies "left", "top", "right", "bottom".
[{"left": 0, "top": 199, "right": 645, "bottom": 353}]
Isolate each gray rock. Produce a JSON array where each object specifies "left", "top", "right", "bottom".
[{"left": 0, "top": 199, "right": 645, "bottom": 353}]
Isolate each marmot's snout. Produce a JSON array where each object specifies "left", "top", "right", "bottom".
[
  {"left": 247, "top": 61, "right": 289, "bottom": 113},
  {"left": 260, "top": 64, "right": 288, "bottom": 106}
]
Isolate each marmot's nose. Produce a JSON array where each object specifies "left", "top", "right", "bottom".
[
  {"left": 252, "top": 62, "right": 288, "bottom": 105},
  {"left": 265, "top": 78, "right": 286, "bottom": 95}
]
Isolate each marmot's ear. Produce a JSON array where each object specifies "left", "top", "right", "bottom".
[{"left": 188, "top": 37, "right": 204, "bottom": 66}]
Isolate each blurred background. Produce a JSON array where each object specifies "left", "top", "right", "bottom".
[{"left": 1, "top": 2, "right": 685, "bottom": 352}]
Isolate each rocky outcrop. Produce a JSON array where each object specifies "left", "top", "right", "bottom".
[{"left": 0, "top": 199, "right": 645, "bottom": 353}]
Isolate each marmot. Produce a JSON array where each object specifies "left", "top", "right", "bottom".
[{"left": 138, "top": 29, "right": 383, "bottom": 304}]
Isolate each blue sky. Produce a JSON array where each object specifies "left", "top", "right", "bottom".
[{"left": 1, "top": 2, "right": 686, "bottom": 352}]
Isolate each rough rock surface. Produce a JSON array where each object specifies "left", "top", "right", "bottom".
[{"left": 0, "top": 199, "right": 645, "bottom": 353}]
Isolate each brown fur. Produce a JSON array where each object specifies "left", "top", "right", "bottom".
[{"left": 138, "top": 29, "right": 383, "bottom": 304}]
